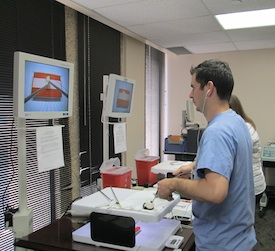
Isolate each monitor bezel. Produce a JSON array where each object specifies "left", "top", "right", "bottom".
[
  {"left": 13, "top": 51, "right": 74, "bottom": 119},
  {"left": 103, "top": 74, "right": 135, "bottom": 119}
]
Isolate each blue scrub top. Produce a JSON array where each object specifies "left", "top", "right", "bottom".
[{"left": 193, "top": 109, "right": 256, "bottom": 251}]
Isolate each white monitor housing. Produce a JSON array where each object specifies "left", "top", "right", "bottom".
[
  {"left": 13, "top": 51, "right": 74, "bottom": 119},
  {"left": 103, "top": 74, "right": 135, "bottom": 119},
  {"left": 182, "top": 99, "right": 197, "bottom": 130},
  {"left": 186, "top": 99, "right": 195, "bottom": 123}
]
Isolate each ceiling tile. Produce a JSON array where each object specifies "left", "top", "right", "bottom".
[
  {"left": 93, "top": 0, "right": 210, "bottom": 27},
  {"left": 186, "top": 42, "right": 237, "bottom": 54},
  {"left": 61, "top": 0, "right": 275, "bottom": 54},
  {"left": 226, "top": 26, "right": 275, "bottom": 41},
  {"left": 235, "top": 39, "right": 275, "bottom": 50},
  {"left": 71, "top": 0, "right": 142, "bottom": 9},
  {"left": 202, "top": 0, "right": 275, "bottom": 15}
]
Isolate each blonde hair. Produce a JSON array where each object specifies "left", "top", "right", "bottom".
[{"left": 229, "top": 94, "right": 256, "bottom": 129}]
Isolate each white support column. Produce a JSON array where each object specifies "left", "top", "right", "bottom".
[
  {"left": 101, "top": 75, "right": 109, "bottom": 161},
  {"left": 13, "top": 118, "right": 33, "bottom": 250}
]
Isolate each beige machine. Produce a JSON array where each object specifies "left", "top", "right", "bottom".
[{"left": 260, "top": 142, "right": 275, "bottom": 217}]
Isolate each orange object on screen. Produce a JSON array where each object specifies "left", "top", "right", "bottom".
[
  {"left": 32, "top": 72, "right": 62, "bottom": 99},
  {"left": 116, "top": 88, "right": 130, "bottom": 108}
]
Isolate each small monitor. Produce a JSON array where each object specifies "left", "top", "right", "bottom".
[
  {"left": 182, "top": 100, "right": 195, "bottom": 130},
  {"left": 186, "top": 99, "right": 195, "bottom": 123},
  {"left": 90, "top": 212, "right": 135, "bottom": 248},
  {"left": 13, "top": 51, "right": 74, "bottom": 119},
  {"left": 103, "top": 74, "right": 135, "bottom": 118}
]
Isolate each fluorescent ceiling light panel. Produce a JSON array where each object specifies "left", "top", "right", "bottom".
[{"left": 216, "top": 8, "right": 275, "bottom": 30}]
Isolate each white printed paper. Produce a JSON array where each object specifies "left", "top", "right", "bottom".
[
  {"left": 36, "top": 126, "right": 65, "bottom": 172},
  {"left": 113, "top": 123, "right": 127, "bottom": 154}
]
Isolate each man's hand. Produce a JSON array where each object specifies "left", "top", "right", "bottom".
[
  {"left": 173, "top": 161, "right": 195, "bottom": 177},
  {"left": 157, "top": 178, "right": 177, "bottom": 200}
]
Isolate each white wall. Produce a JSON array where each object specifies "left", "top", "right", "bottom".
[{"left": 166, "top": 48, "right": 275, "bottom": 147}]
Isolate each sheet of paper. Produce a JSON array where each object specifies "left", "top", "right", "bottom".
[
  {"left": 36, "top": 126, "right": 64, "bottom": 172},
  {"left": 113, "top": 122, "right": 127, "bottom": 154},
  {"left": 165, "top": 199, "right": 193, "bottom": 219}
]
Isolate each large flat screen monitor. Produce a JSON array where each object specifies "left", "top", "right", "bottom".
[
  {"left": 103, "top": 74, "right": 135, "bottom": 119},
  {"left": 13, "top": 51, "right": 74, "bottom": 119}
]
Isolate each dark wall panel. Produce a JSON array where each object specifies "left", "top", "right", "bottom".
[{"left": 78, "top": 15, "right": 121, "bottom": 182}]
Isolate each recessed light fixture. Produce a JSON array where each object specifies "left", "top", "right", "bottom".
[{"left": 215, "top": 8, "right": 275, "bottom": 30}]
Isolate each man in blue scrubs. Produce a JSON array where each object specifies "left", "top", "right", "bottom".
[{"left": 157, "top": 59, "right": 256, "bottom": 251}]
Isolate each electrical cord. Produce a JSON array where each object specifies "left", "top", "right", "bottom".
[
  {"left": 195, "top": 94, "right": 208, "bottom": 154},
  {"left": 60, "top": 196, "right": 82, "bottom": 218}
]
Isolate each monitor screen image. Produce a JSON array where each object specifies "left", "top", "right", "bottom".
[
  {"left": 104, "top": 74, "right": 135, "bottom": 118},
  {"left": 13, "top": 51, "right": 74, "bottom": 119}
]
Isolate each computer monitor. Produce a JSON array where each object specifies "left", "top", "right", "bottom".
[
  {"left": 182, "top": 100, "right": 195, "bottom": 129},
  {"left": 186, "top": 99, "right": 195, "bottom": 123},
  {"left": 13, "top": 51, "right": 74, "bottom": 119},
  {"left": 103, "top": 74, "right": 135, "bottom": 119}
]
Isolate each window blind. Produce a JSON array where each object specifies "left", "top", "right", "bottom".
[
  {"left": 0, "top": 1, "right": 70, "bottom": 250},
  {"left": 77, "top": 14, "right": 121, "bottom": 191},
  {"left": 145, "top": 45, "right": 165, "bottom": 158}
]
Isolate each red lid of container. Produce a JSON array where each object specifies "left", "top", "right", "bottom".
[
  {"left": 135, "top": 148, "right": 159, "bottom": 162},
  {"left": 136, "top": 156, "right": 160, "bottom": 162},
  {"left": 101, "top": 166, "right": 131, "bottom": 175}
]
